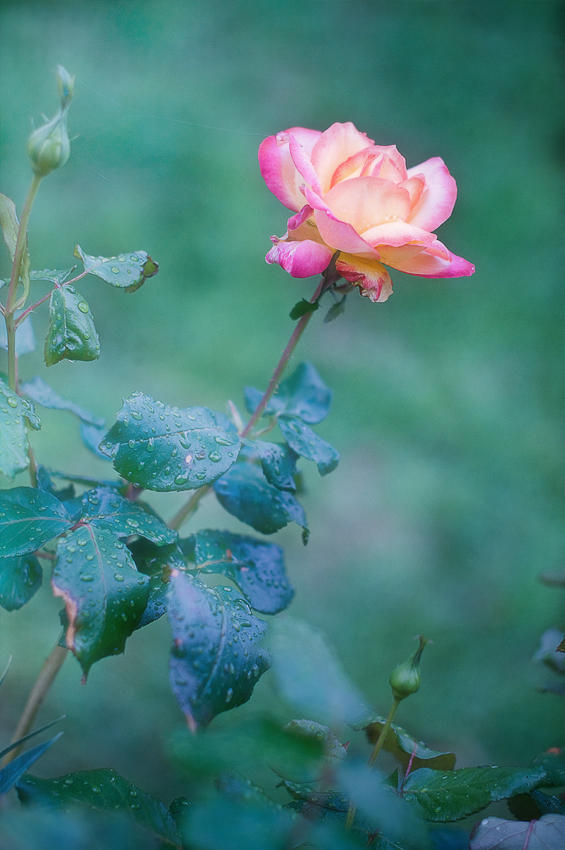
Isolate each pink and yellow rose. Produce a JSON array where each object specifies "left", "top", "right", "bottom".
[{"left": 259, "top": 122, "right": 474, "bottom": 302}]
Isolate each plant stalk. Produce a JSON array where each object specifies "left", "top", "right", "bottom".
[
  {"left": 3, "top": 643, "right": 68, "bottom": 765},
  {"left": 345, "top": 696, "right": 401, "bottom": 830}
]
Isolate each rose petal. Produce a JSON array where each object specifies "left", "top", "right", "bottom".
[
  {"left": 314, "top": 208, "right": 380, "bottom": 257},
  {"left": 259, "top": 128, "right": 322, "bottom": 212},
  {"left": 383, "top": 239, "right": 475, "bottom": 278},
  {"left": 362, "top": 221, "right": 437, "bottom": 249},
  {"left": 289, "top": 134, "right": 323, "bottom": 196},
  {"left": 323, "top": 177, "right": 411, "bottom": 233},
  {"left": 335, "top": 254, "right": 393, "bottom": 302},
  {"left": 366, "top": 145, "right": 408, "bottom": 181},
  {"left": 311, "top": 122, "right": 374, "bottom": 193},
  {"left": 287, "top": 204, "right": 315, "bottom": 232},
  {"left": 266, "top": 239, "right": 334, "bottom": 278},
  {"left": 330, "top": 148, "right": 381, "bottom": 188},
  {"left": 406, "top": 157, "right": 457, "bottom": 231}
]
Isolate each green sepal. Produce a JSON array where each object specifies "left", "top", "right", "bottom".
[
  {"left": 44, "top": 286, "right": 100, "bottom": 366},
  {"left": 22, "top": 376, "right": 104, "bottom": 426},
  {"left": 183, "top": 528, "right": 294, "bottom": 614},
  {"left": 289, "top": 298, "right": 319, "bottom": 321},
  {"left": 16, "top": 769, "right": 180, "bottom": 847},
  {"left": 74, "top": 245, "right": 158, "bottom": 292},
  {"left": 244, "top": 362, "right": 332, "bottom": 425},
  {"left": 278, "top": 414, "right": 339, "bottom": 476},
  {"left": 0, "top": 487, "right": 73, "bottom": 557},
  {"left": 0, "top": 554, "right": 42, "bottom": 610},
  {"left": 167, "top": 715, "right": 324, "bottom": 781},
  {"left": 167, "top": 571, "right": 270, "bottom": 730},
  {"left": 79, "top": 487, "right": 177, "bottom": 546},
  {"left": 402, "top": 764, "right": 549, "bottom": 822},
  {"left": 356, "top": 715, "right": 456, "bottom": 772},
  {"left": 250, "top": 440, "right": 298, "bottom": 491},
  {"left": 213, "top": 463, "right": 309, "bottom": 541},
  {"left": 100, "top": 392, "right": 241, "bottom": 491},
  {"left": 53, "top": 525, "right": 150, "bottom": 675},
  {"left": 0, "top": 379, "right": 41, "bottom": 478}
]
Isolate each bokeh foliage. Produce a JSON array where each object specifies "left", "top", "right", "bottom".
[{"left": 1, "top": 0, "right": 564, "bottom": 801}]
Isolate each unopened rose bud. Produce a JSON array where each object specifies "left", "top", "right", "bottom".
[
  {"left": 27, "top": 66, "right": 74, "bottom": 177},
  {"left": 389, "top": 635, "right": 429, "bottom": 701}
]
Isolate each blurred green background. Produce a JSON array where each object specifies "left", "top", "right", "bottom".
[{"left": 1, "top": 0, "right": 564, "bottom": 805}]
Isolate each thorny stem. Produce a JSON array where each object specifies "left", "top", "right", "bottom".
[
  {"left": 168, "top": 275, "right": 325, "bottom": 532},
  {"left": 345, "top": 696, "right": 401, "bottom": 830},
  {"left": 3, "top": 644, "right": 68, "bottom": 765},
  {"left": 5, "top": 175, "right": 42, "bottom": 392}
]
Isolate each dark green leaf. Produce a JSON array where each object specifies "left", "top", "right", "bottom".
[
  {"left": 402, "top": 764, "right": 548, "bottom": 822},
  {"left": 53, "top": 525, "right": 150, "bottom": 675},
  {"left": 30, "top": 268, "right": 74, "bottom": 285},
  {"left": 469, "top": 814, "right": 565, "bottom": 850},
  {"left": 357, "top": 716, "right": 457, "bottom": 772},
  {"left": 0, "top": 553, "right": 42, "bottom": 610},
  {"left": 167, "top": 571, "right": 270, "bottom": 729},
  {"left": 0, "top": 733, "right": 63, "bottom": 796},
  {"left": 213, "top": 463, "right": 308, "bottom": 540},
  {"left": 0, "top": 716, "right": 64, "bottom": 764},
  {"left": 44, "top": 286, "right": 100, "bottom": 366},
  {"left": 22, "top": 376, "right": 104, "bottom": 426},
  {"left": 127, "top": 538, "right": 186, "bottom": 628},
  {"left": 282, "top": 720, "right": 348, "bottom": 760},
  {"left": 187, "top": 529, "right": 293, "bottom": 614},
  {"left": 0, "top": 379, "right": 41, "bottom": 478},
  {"left": 167, "top": 716, "right": 324, "bottom": 781},
  {"left": 251, "top": 440, "right": 298, "bottom": 491},
  {"left": 0, "top": 487, "right": 72, "bottom": 557},
  {"left": 100, "top": 393, "right": 241, "bottom": 491},
  {"left": 16, "top": 769, "right": 180, "bottom": 847},
  {"left": 36, "top": 466, "right": 77, "bottom": 506},
  {"left": 278, "top": 414, "right": 339, "bottom": 476},
  {"left": 530, "top": 789, "right": 565, "bottom": 816},
  {"left": 289, "top": 298, "right": 319, "bottom": 320},
  {"left": 245, "top": 362, "right": 332, "bottom": 425},
  {"left": 79, "top": 487, "right": 177, "bottom": 546},
  {"left": 74, "top": 245, "right": 159, "bottom": 292},
  {"left": 269, "top": 618, "right": 368, "bottom": 727},
  {"left": 0, "top": 312, "right": 36, "bottom": 356}
]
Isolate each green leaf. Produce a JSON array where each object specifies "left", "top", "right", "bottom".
[
  {"left": 532, "top": 747, "right": 565, "bottom": 786},
  {"left": 283, "top": 720, "right": 348, "bottom": 761},
  {"left": 100, "top": 393, "right": 241, "bottom": 491},
  {"left": 79, "top": 487, "right": 177, "bottom": 546},
  {"left": 30, "top": 268, "right": 74, "bottom": 285},
  {"left": 167, "top": 716, "right": 324, "bottom": 781},
  {"left": 278, "top": 414, "right": 339, "bottom": 476},
  {"left": 469, "top": 814, "right": 565, "bottom": 850},
  {"left": 244, "top": 362, "right": 332, "bottom": 425},
  {"left": 74, "top": 245, "right": 159, "bottom": 292},
  {"left": 289, "top": 298, "right": 319, "bottom": 320},
  {"left": 22, "top": 376, "right": 105, "bottom": 426},
  {"left": 324, "top": 295, "right": 348, "bottom": 324},
  {"left": 184, "top": 529, "right": 293, "bottom": 615},
  {"left": 0, "top": 192, "right": 30, "bottom": 293},
  {"left": 0, "top": 379, "right": 41, "bottom": 478},
  {"left": 167, "top": 571, "right": 270, "bottom": 730},
  {"left": 44, "top": 286, "right": 100, "bottom": 366},
  {"left": 268, "top": 618, "right": 368, "bottom": 727},
  {"left": 402, "top": 764, "right": 548, "bottom": 822},
  {"left": 16, "top": 769, "right": 180, "bottom": 847},
  {"left": 0, "top": 487, "right": 72, "bottom": 557},
  {"left": 0, "top": 553, "right": 42, "bottom": 610},
  {"left": 80, "top": 422, "right": 110, "bottom": 459},
  {"left": 0, "top": 733, "right": 63, "bottom": 796},
  {"left": 213, "top": 463, "right": 308, "bottom": 540},
  {"left": 53, "top": 525, "right": 150, "bottom": 675},
  {"left": 251, "top": 440, "right": 298, "bottom": 491},
  {"left": 0, "top": 312, "right": 36, "bottom": 356},
  {"left": 357, "top": 716, "right": 457, "bottom": 773}
]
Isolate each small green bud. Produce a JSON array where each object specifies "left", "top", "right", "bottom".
[
  {"left": 389, "top": 635, "right": 429, "bottom": 701},
  {"left": 27, "top": 66, "right": 74, "bottom": 177}
]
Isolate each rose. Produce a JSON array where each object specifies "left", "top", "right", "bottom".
[{"left": 259, "top": 122, "right": 474, "bottom": 302}]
